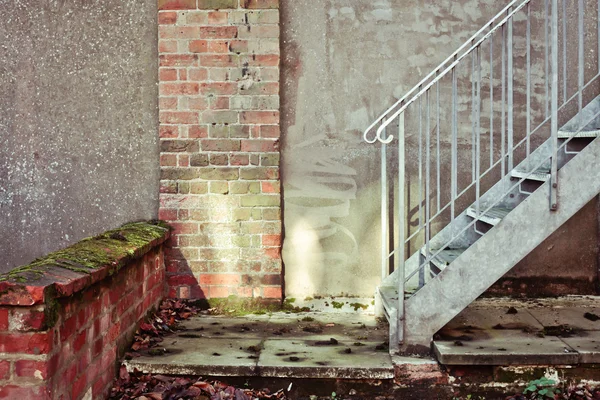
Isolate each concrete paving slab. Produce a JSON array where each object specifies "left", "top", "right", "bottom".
[
  {"left": 433, "top": 330, "right": 579, "bottom": 365},
  {"left": 444, "top": 306, "right": 544, "bottom": 332},
  {"left": 124, "top": 337, "right": 262, "bottom": 376},
  {"left": 560, "top": 331, "right": 600, "bottom": 363},
  {"left": 258, "top": 337, "right": 393, "bottom": 379},
  {"left": 528, "top": 307, "right": 600, "bottom": 331},
  {"left": 265, "top": 312, "right": 387, "bottom": 342},
  {"left": 179, "top": 316, "right": 269, "bottom": 339}
]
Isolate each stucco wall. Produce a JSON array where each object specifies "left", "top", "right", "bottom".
[
  {"left": 281, "top": 0, "right": 599, "bottom": 298},
  {"left": 0, "top": 0, "right": 159, "bottom": 272}
]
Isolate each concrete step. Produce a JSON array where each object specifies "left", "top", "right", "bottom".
[{"left": 124, "top": 312, "right": 395, "bottom": 379}]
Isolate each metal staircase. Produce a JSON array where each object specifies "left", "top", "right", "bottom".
[{"left": 363, "top": 0, "right": 600, "bottom": 354}]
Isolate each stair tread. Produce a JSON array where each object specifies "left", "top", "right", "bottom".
[
  {"left": 420, "top": 247, "right": 467, "bottom": 270},
  {"left": 558, "top": 129, "right": 600, "bottom": 139},
  {"left": 466, "top": 206, "right": 512, "bottom": 225},
  {"left": 512, "top": 168, "right": 551, "bottom": 182}
]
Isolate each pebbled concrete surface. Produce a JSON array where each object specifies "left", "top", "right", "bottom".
[{"left": 0, "top": 0, "right": 159, "bottom": 272}]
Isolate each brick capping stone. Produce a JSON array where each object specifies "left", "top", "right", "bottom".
[
  {"left": 0, "top": 221, "right": 171, "bottom": 307},
  {"left": 0, "top": 221, "right": 170, "bottom": 399}
]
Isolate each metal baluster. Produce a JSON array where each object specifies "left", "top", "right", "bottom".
[
  {"left": 490, "top": 24, "right": 494, "bottom": 168},
  {"left": 476, "top": 45, "right": 481, "bottom": 216},
  {"left": 418, "top": 89, "right": 423, "bottom": 231},
  {"left": 397, "top": 111, "right": 405, "bottom": 343},
  {"left": 545, "top": 0, "right": 550, "bottom": 119},
  {"left": 551, "top": 0, "right": 559, "bottom": 210},
  {"left": 381, "top": 124, "right": 388, "bottom": 281},
  {"left": 425, "top": 90, "right": 431, "bottom": 279},
  {"left": 507, "top": 10, "right": 514, "bottom": 173},
  {"left": 563, "top": 0, "right": 567, "bottom": 103},
  {"left": 526, "top": 2, "right": 532, "bottom": 164},
  {"left": 471, "top": 42, "right": 477, "bottom": 182},
  {"left": 451, "top": 63, "right": 458, "bottom": 223},
  {"left": 418, "top": 93, "right": 424, "bottom": 287},
  {"left": 579, "top": 0, "right": 584, "bottom": 124},
  {"left": 436, "top": 81, "right": 441, "bottom": 214},
  {"left": 501, "top": 24, "right": 506, "bottom": 178}
]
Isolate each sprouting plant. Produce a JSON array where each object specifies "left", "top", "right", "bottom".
[{"left": 524, "top": 377, "right": 559, "bottom": 399}]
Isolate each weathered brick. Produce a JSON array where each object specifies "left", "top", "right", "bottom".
[
  {"left": 161, "top": 168, "right": 200, "bottom": 181},
  {"left": 202, "top": 110, "right": 238, "bottom": 124},
  {"left": 238, "top": 25, "right": 279, "bottom": 39},
  {"left": 159, "top": 27, "right": 201, "bottom": 40},
  {"left": 239, "top": 82, "right": 279, "bottom": 95},
  {"left": 240, "top": 111, "right": 279, "bottom": 124},
  {"left": 208, "top": 11, "right": 229, "bottom": 25},
  {"left": 210, "top": 181, "right": 229, "bottom": 194},
  {"left": 198, "top": 167, "right": 239, "bottom": 180},
  {"left": 160, "top": 82, "right": 200, "bottom": 95},
  {"left": 240, "top": 167, "right": 278, "bottom": 180},
  {"left": 160, "top": 140, "right": 199, "bottom": 153},
  {"left": 200, "top": 54, "right": 239, "bottom": 67},
  {"left": 0, "top": 309, "right": 8, "bottom": 330},
  {"left": 0, "top": 360, "right": 9, "bottom": 379},
  {"left": 241, "top": 0, "right": 279, "bottom": 9},
  {"left": 158, "top": 11, "right": 178, "bottom": 24},
  {"left": 241, "top": 139, "right": 278, "bottom": 152},
  {"left": 159, "top": 39, "right": 178, "bottom": 53},
  {"left": 260, "top": 153, "right": 279, "bottom": 166},
  {"left": 240, "top": 195, "right": 280, "bottom": 207},
  {"left": 189, "top": 40, "right": 208, "bottom": 53},
  {"left": 209, "top": 153, "right": 229, "bottom": 165},
  {"left": 159, "top": 0, "right": 196, "bottom": 10},
  {"left": 160, "top": 111, "right": 199, "bottom": 125},
  {"left": 190, "top": 154, "right": 209, "bottom": 167},
  {"left": 198, "top": 0, "right": 237, "bottom": 9},
  {"left": 261, "top": 181, "right": 280, "bottom": 193},
  {"left": 201, "top": 139, "right": 241, "bottom": 152},
  {"left": 200, "top": 26, "right": 238, "bottom": 39}
]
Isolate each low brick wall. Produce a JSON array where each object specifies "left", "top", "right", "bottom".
[{"left": 0, "top": 222, "right": 170, "bottom": 399}]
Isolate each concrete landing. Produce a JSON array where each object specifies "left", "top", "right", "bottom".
[
  {"left": 124, "top": 312, "right": 411, "bottom": 379},
  {"left": 434, "top": 296, "right": 600, "bottom": 365}
]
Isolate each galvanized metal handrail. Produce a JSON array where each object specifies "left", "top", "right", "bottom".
[
  {"left": 367, "top": 0, "right": 599, "bottom": 346},
  {"left": 362, "top": 0, "right": 530, "bottom": 144}
]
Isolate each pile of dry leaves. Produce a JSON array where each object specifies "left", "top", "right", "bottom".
[
  {"left": 110, "top": 367, "right": 286, "bottom": 400},
  {"left": 110, "top": 299, "right": 287, "bottom": 400}
]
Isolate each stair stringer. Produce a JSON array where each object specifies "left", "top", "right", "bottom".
[{"left": 403, "top": 136, "right": 600, "bottom": 348}]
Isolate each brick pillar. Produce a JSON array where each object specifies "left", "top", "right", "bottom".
[{"left": 158, "top": 0, "right": 282, "bottom": 300}]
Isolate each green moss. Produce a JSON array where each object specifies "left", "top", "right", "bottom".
[
  {"left": 350, "top": 302, "right": 369, "bottom": 311},
  {"left": 331, "top": 301, "right": 344, "bottom": 309},
  {"left": 207, "top": 296, "right": 282, "bottom": 316},
  {"left": 0, "top": 221, "right": 170, "bottom": 284}
]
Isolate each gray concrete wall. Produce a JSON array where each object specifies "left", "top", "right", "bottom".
[
  {"left": 281, "top": 0, "right": 600, "bottom": 298},
  {"left": 0, "top": 0, "right": 159, "bottom": 272}
]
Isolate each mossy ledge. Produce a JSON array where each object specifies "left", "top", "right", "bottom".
[{"left": 0, "top": 220, "right": 170, "bottom": 306}]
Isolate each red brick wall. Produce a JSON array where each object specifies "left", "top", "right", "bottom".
[
  {"left": 158, "top": 0, "right": 282, "bottom": 299},
  {"left": 0, "top": 247, "right": 166, "bottom": 399}
]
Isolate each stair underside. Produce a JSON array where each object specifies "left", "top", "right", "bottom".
[{"left": 402, "top": 135, "right": 600, "bottom": 347}]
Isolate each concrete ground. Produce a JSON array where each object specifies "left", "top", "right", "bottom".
[
  {"left": 125, "top": 296, "right": 600, "bottom": 382},
  {"left": 124, "top": 311, "right": 429, "bottom": 379},
  {"left": 434, "top": 296, "right": 600, "bottom": 365}
]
